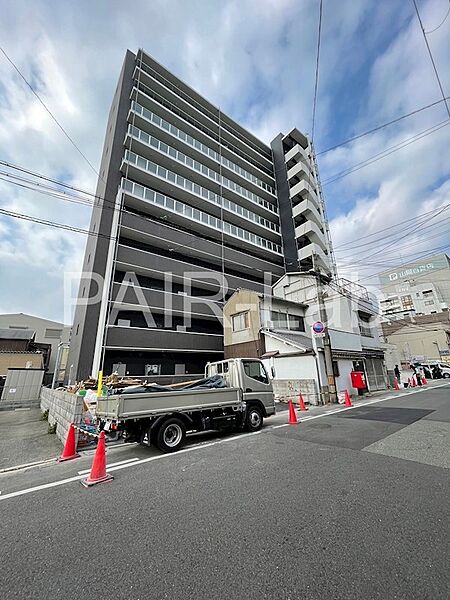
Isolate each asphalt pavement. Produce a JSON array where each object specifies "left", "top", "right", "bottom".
[
  {"left": 0, "top": 382, "right": 449, "bottom": 599},
  {"left": 0, "top": 408, "right": 61, "bottom": 470}
]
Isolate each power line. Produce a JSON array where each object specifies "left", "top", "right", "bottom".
[
  {"left": 350, "top": 204, "right": 449, "bottom": 264},
  {"left": 425, "top": 3, "right": 450, "bottom": 34},
  {"left": 322, "top": 118, "right": 450, "bottom": 186},
  {"left": 317, "top": 94, "right": 450, "bottom": 156},
  {"left": 351, "top": 243, "right": 450, "bottom": 283},
  {"left": 411, "top": 0, "right": 450, "bottom": 117},
  {"left": 336, "top": 210, "right": 450, "bottom": 258},
  {"left": 0, "top": 207, "right": 116, "bottom": 241},
  {"left": 0, "top": 46, "right": 102, "bottom": 179},
  {"left": 333, "top": 201, "right": 450, "bottom": 250},
  {"left": 311, "top": 0, "right": 323, "bottom": 143}
]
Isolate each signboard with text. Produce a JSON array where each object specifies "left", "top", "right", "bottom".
[{"left": 379, "top": 255, "right": 449, "bottom": 285}]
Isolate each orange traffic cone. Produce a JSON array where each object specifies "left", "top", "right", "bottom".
[
  {"left": 422, "top": 376, "right": 427, "bottom": 385},
  {"left": 344, "top": 390, "right": 353, "bottom": 407},
  {"left": 394, "top": 377, "right": 400, "bottom": 391},
  {"left": 81, "top": 431, "right": 114, "bottom": 487},
  {"left": 411, "top": 376, "right": 416, "bottom": 387},
  {"left": 58, "top": 423, "right": 80, "bottom": 462},
  {"left": 298, "top": 393, "right": 308, "bottom": 412},
  {"left": 407, "top": 377, "right": 411, "bottom": 387},
  {"left": 288, "top": 400, "right": 298, "bottom": 424}
]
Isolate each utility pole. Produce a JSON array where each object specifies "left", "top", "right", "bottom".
[{"left": 311, "top": 267, "right": 338, "bottom": 404}]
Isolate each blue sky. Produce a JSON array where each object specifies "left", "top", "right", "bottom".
[{"left": 0, "top": 0, "right": 449, "bottom": 322}]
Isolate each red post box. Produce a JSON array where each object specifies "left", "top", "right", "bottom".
[{"left": 350, "top": 371, "right": 366, "bottom": 389}]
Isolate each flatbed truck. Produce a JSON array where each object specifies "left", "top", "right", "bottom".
[{"left": 96, "top": 358, "right": 275, "bottom": 452}]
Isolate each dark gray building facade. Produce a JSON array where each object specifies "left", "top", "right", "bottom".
[{"left": 67, "top": 49, "right": 334, "bottom": 381}]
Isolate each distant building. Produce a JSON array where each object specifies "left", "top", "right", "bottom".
[
  {"left": 381, "top": 312, "right": 450, "bottom": 365},
  {"left": 379, "top": 254, "right": 450, "bottom": 319},
  {"left": 0, "top": 329, "right": 45, "bottom": 376},
  {"left": 0, "top": 314, "right": 71, "bottom": 383}
]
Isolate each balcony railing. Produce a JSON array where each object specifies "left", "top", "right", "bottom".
[
  {"left": 123, "top": 149, "right": 280, "bottom": 235},
  {"left": 127, "top": 115, "right": 277, "bottom": 215},
  {"left": 130, "top": 100, "right": 275, "bottom": 195},
  {"left": 121, "top": 177, "right": 283, "bottom": 255}
]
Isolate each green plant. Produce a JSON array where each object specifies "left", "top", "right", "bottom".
[
  {"left": 40, "top": 409, "right": 49, "bottom": 421},
  {"left": 48, "top": 423, "right": 57, "bottom": 434}
]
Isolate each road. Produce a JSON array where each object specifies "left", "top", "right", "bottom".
[{"left": 1, "top": 383, "right": 449, "bottom": 599}]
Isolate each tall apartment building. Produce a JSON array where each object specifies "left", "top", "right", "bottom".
[{"left": 67, "top": 49, "right": 334, "bottom": 381}]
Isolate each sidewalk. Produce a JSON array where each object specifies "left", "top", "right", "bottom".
[{"left": 0, "top": 408, "right": 61, "bottom": 472}]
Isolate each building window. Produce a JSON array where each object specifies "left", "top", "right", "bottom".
[
  {"left": 424, "top": 300, "right": 435, "bottom": 306},
  {"left": 271, "top": 311, "right": 288, "bottom": 328},
  {"left": 401, "top": 295, "right": 414, "bottom": 310},
  {"left": 422, "top": 290, "right": 433, "bottom": 298},
  {"left": 76, "top": 324, "right": 79, "bottom": 336},
  {"left": 332, "top": 361, "right": 340, "bottom": 377},
  {"left": 232, "top": 312, "right": 249, "bottom": 332},
  {"left": 9, "top": 325, "right": 28, "bottom": 329},
  {"left": 44, "top": 328, "right": 63, "bottom": 339},
  {"left": 287, "top": 314, "right": 305, "bottom": 331}
]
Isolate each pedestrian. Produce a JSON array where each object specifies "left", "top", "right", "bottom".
[
  {"left": 394, "top": 364, "right": 401, "bottom": 382},
  {"left": 414, "top": 366, "right": 422, "bottom": 386},
  {"left": 432, "top": 364, "right": 442, "bottom": 379}
]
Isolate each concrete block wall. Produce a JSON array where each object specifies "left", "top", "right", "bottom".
[
  {"left": 272, "top": 378, "right": 319, "bottom": 405},
  {"left": 40, "top": 388, "right": 84, "bottom": 444}
]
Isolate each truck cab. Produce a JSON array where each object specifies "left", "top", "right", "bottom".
[{"left": 206, "top": 358, "right": 275, "bottom": 417}]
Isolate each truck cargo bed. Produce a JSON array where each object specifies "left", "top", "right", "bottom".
[{"left": 97, "top": 387, "right": 242, "bottom": 421}]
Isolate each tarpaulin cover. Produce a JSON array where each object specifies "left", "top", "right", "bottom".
[{"left": 111, "top": 374, "right": 227, "bottom": 395}]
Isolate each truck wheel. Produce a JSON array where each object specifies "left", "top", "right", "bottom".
[
  {"left": 245, "top": 405, "right": 263, "bottom": 432},
  {"left": 156, "top": 418, "right": 186, "bottom": 453}
]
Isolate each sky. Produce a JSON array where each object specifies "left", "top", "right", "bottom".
[{"left": 0, "top": 0, "right": 449, "bottom": 323}]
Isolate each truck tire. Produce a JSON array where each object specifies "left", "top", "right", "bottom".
[
  {"left": 245, "top": 404, "right": 264, "bottom": 432},
  {"left": 155, "top": 417, "right": 187, "bottom": 453}
]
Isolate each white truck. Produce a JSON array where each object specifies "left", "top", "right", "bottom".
[{"left": 96, "top": 358, "right": 275, "bottom": 452}]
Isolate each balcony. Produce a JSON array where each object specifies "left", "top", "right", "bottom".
[
  {"left": 285, "top": 143, "right": 310, "bottom": 166},
  {"left": 128, "top": 101, "right": 276, "bottom": 199},
  {"left": 110, "top": 282, "right": 223, "bottom": 322},
  {"left": 131, "top": 72, "right": 274, "bottom": 175},
  {"left": 105, "top": 325, "right": 223, "bottom": 352},
  {"left": 287, "top": 159, "right": 315, "bottom": 184},
  {"left": 120, "top": 151, "right": 280, "bottom": 240},
  {"left": 292, "top": 198, "right": 324, "bottom": 229},
  {"left": 295, "top": 221, "right": 328, "bottom": 247},
  {"left": 298, "top": 243, "right": 331, "bottom": 271},
  {"left": 120, "top": 178, "right": 283, "bottom": 257},
  {"left": 115, "top": 244, "right": 272, "bottom": 296},
  {"left": 290, "top": 180, "right": 320, "bottom": 208},
  {"left": 119, "top": 211, "right": 284, "bottom": 279},
  {"left": 125, "top": 118, "right": 278, "bottom": 216}
]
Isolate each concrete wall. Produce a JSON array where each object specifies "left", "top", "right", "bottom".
[
  {"left": 40, "top": 387, "right": 84, "bottom": 444},
  {"left": 262, "top": 354, "right": 320, "bottom": 404}
]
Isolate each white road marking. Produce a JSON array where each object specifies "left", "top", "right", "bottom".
[
  {"left": 1, "top": 383, "right": 448, "bottom": 503},
  {"left": 77, "top": 457, "right": 139, "bottom": 475}
]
